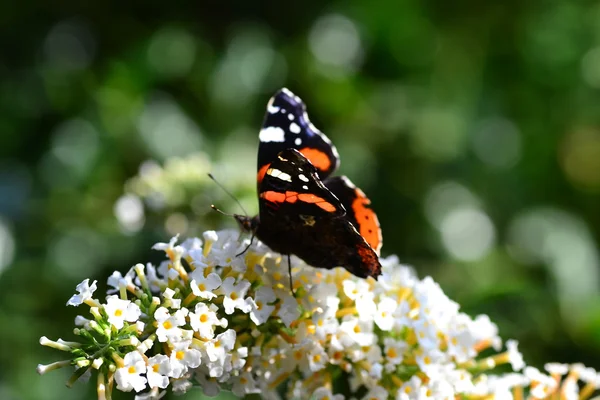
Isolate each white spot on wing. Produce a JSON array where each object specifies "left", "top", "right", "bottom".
[
  {"left": 267, "top": 168, "right": 292, "bottom": 182},
  {"left": 298, "top": 174, "right": 309, "bottom": 182},
  {"left": 290, "top": 122, "right": 301, "bottom": 134},
  {"left": 259, "top": 127, "right": 286, "bottom": 143},
  {"left": 340, "top": 176, "right": 357, "bottom": 189},
  {"left": 302, "top": 185, "right": 308, "bottom": 190},
  {"left": 288, "top": 114, "right": 294, "bottom": 120},
  {"left": 268, "top": 104, "right": 280, "bottom": 114},
  {"left": 295, "top": 138, "right": 302, "bottom": 146}
]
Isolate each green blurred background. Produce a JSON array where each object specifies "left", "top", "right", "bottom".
[{"left": 2, "top": 1, "right": 600, "bottom": 399}]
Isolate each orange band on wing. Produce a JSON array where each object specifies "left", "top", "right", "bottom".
[
  {"left": 351, "top": 191, "right": 382, "bottom": 254},
  {"left": 257, "top": 164, "right": 270, "bottom": 184},
  {"left": 260, "top": 190, "right": 336, "bottom": 212},
  {"left": 297, "top": 193, "right": 336, "bottom": 212},
  {"left": 261, "top": 191, "right": 286, "bottom": 203},
  {"left": 299, "top": 147, "right": 332, "bottom": 172}
]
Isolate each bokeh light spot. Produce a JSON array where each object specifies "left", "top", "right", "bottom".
[
  {"left": 309, "top": 14, "right": 363, "bottom": 72},
  {"left": 560, "top": 127, "right": 600, "bottom": 190},
  {"left": 507, "top": 208, "right": 599, "bottom": 325},
  {"left": 0, "top": 218, "right": 15, "bottom": 276},
  {"left": 43, "top": 19, "right": 95, "bottom": 71},
  {"left": 51, "top": 118, "right": 99, "bottom": 177},
  {"left": 114, "top": 194, "right": 145, "bottom": 234},
  {"left": 137, "top": 94, "right": 203, "bottom": 160},
  {"left": 147, "top": 27, "right": 196, "bottom": 78},
  {"left": 440, "top": 208, "right": 496, "bottom": 262},
  {"left": 412, "top": 108, "right": 467, "bottom": 161},
  {"left": 471, "top": 117, "right": 522, "bottom": 169},
  {"left": 424, "top": 181, "right": 480, "bottom": 229}
]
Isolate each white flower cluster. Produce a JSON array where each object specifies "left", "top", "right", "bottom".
[{"left": 37, "top": 230, "right": 600, "bottom": 400}]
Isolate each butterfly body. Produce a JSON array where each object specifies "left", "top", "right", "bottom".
[{"left": 236, "top": 88, "right": 382, "bottom": 279}]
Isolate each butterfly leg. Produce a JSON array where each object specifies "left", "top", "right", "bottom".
[
  {"left": 236, "top": 232, "right": 255, "bottom": 257},
  {"left": 287, "top": 254, "right": 294, "bottom": 295}
]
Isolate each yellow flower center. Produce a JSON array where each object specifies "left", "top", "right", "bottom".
[
  {"left": 128, "top": 366, "right": 136, "bottom": 374},
  {"left": 176, "top": 351, "right": 185, "bottom": 360},
  {"left": 240, "top": 377, "right": 248, "bottom": 384},
  {"left": 353, "top": 325, "right": 361, "bottom": 334},
  {"left": 163, "top": 321, "right": 172, "bottom": 329},
  {"left": 387, "top": 347, "right": 398, "bottom": 358},
  {"left": 273, "top": 272, "right": 282, "bottom": 281},
  {"left": 200, "top": 314, "right": 208, "bottom": 323},
  {"left": 152, "top": 364, "right": 160, "bottom": 373},
  {"left": 230, "top": 292, "right": 238, "bottom": 300},
  {"left": 256, "top": 301, "right": 263, "bottom": 310},
  {"left": 294, "top": 350, "right": 303, "bottom": 360},
  {"left": 198, "top": 283, "right": 206, "bottom": 291},
  {"left": 115, "top": 309, "right": 123, "bottom": 317},
  {"left": 313, "top": 354, "right": 321, "bottom": 363}
]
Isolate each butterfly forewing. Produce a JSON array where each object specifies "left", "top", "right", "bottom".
[
  {"left": 259, "top": 149, "right": 345, "bottom": 218},
  {"left": 257, "top": 88, "right": 340, "bottom": 186}
]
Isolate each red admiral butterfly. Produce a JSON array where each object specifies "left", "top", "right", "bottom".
[{"left": 235, "top": 88, "right": 382, "bottom": 281}]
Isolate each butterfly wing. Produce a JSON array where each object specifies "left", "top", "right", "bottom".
[
  {"left": 258, "top": 148, "right": 345, "bottom": 219},
  {"left": 255, "top": 148, "right": 381, "bottom": 279},
  {"left": 325, "top": 176, "right": 383, "bottom": 255},
  {"left": 257, "top": 88, "right": 340, "bottom": 187}
]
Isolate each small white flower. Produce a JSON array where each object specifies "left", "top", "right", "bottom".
[
  {"left": 396, "top": 375, "right": 424, "bottom": 400},
  {"left": 168, "top": 340, "right": 201, "bottom": 378},
  {"left": 231, "top": 371, "right": 260, "bottom": 397},
  {"left": 104, "top": 296, "right": 141, "bottom": 330},
  {"left": 146, "top": 355, "right": 171, "bottom": 389},
  {"left": 312, "top": 387, "right": 344, "bottom": 400},
  {"left": 374, "top": 296, "right": 397, "bottom": 331},
  {"left": 189, "top": 270, "right": 222, "bottom": 300},
  {"left": 162, "top": 288, "right": 181, "bottom": 309},
  {"left": 205, "top": 329, "right": 236, "bottom": 365},
  {"left": 356, "top": 295, "right": 377, "bottom": 322},
  {"left": 134, "top": 387, "right": 167, "bottom": 400},
  {"left": 362, "top": 385, "right": 387, "bottom": 400},
  {"left": 249, "top": 286, "right": 276, "bottom": 325},
  {"left": 383, "top": 337, "right": 406, "bottom": 367},
  {"left": 66, "top": 279, "right": 98, "bottom": 306},
  {"left": 393, "top": 299, "right": 413, "bottom": 328},
  {"left": 115, "top": 351, "right": 147, "bottom": 392},
  {"left": 412, "top": 319, "right": 440, "bottom": 350},
  {"left": 154, "top": 307, "right": 188, "bottom": 343},
  {"left": 312, "top": 311, "right": 339, "bottom": 340},
  {"left": 307, "top": 342, "right": 329, "bottom": 372},
  {"left": 544, "top": 362, "right": 569, "bottom": 376},
  {"left": 339, "top": 316, "right": 376, "bottom": 347},
  {"left": 107, "top": 268, "right": 136, "bottom": 294},
  {"left": 506, "top": 340, "right": 525, "bottom": 371},
  {"left": 219, "top": 277, "right": 252, "bottom": 315},
  {"left": 342, "top": 279, "right": 370, "bottom": 301},
  {"left": 189, "top": 302, "right": 226, "bottom": 339}
]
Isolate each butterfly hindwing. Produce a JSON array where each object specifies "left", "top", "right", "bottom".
[
  {"left": 257, "top": 88, "right": 340, "bottom": 186},
  {"left": 325, "top": 176, "right": 382, "bottom": 255}
]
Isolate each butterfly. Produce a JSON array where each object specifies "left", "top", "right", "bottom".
[{"left": 234, "top": 88, "right": 382, "bottom": 282}]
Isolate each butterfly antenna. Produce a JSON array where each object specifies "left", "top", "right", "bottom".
[{"left": 208, "top": 173, "right": 248, "bottom": 216}]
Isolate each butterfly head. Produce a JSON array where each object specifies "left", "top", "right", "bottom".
[{"left": 234, "top": 214, "right": 259, "bottom": 234}]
